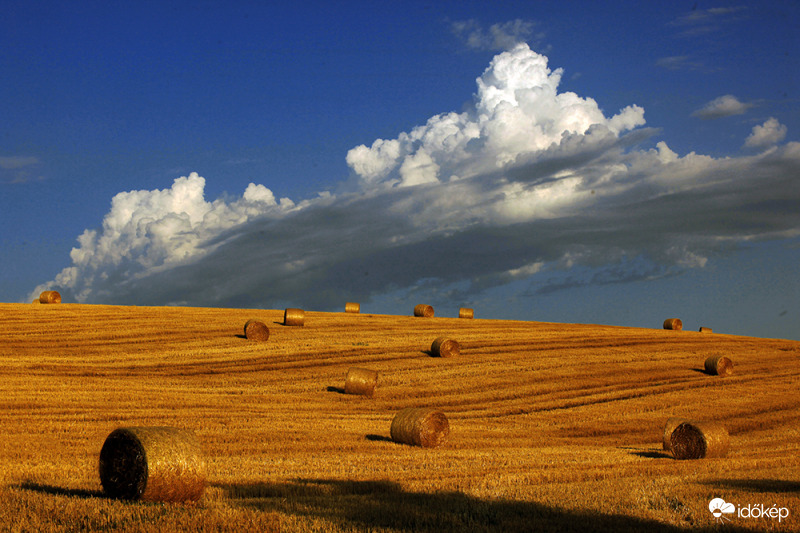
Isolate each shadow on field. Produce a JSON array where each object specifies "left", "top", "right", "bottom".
[
  {"left": 703, "top": 478, "right": 800, "bottom": 493},
  {"left": 327, "top": 386, "right": 346, "bottom": 394},
  {"left": 217, "top": 478, "right": 696, "bottom": 532},
  {"left": 15, "top": 481, "right": 102, "bottom": 499}
]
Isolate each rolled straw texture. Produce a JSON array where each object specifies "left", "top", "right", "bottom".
[
  {"left": 662, "top": 417, "right": 689, "bottom": 451},
  {"left": 431, "top": 337, "right": 460, "bottom": 358},
  {"left": 699, "top": 327, "right": 713, "bottom": 333},
  {"left": 669, "top": 421, "right": 729, "bottom": 460},
  {"left": 413, "top": 304, "right": 434, "bottom": 318},
  {"left": 345, "top": 302, "right": 360, "bottom": 314},
  {"left": 284, "top": 308, "right": 305, "bottom": 327},
  {"left": 99, "top": 426, "right": 206, "bottom": 502},
  {"left": 243, "top": 319, "right": 270, "bottom": 341},
  {"left": 663, "top": 318, "right": 682, "bottom": 330},
  {"left": 344, "top": 367, "right": 378, "bottom": 397},
  {"left": 704, "top": 355, "right": 733, "bottom": 377},
  {"left": 458, "top": 307, "right": 474, "bottom": 319},
  {"left": 390, "top": 407, "right": 450, "bottom": 448},
  {"left": 39, "top": 291, "right": 61, "bottom": 304}
]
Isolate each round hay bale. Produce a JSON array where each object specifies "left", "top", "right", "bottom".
[
  {"left": 458, "top": 307, "right": 474, "bottom": 319},
  {"left": 431, "top": 337, "right": 460, "bottom": 358},
  {"left": 699, "top": 327, "right": 713, "bottom": 333},
  {"left": 31, "top": 299, "right": 41, "bottom": 304},
  {"left": 662, "top": 417, "right": 689, "bottom": 451},
  {"left": 39, "top": 290, "right": 61, "bottom": 304},
  {"left": 345, "top": 302, "right": 360, "bottom": 314},
  {"left": 663, "top": 318, "right": 682, "bottom": 330},
  {"left": 283, "top": 308, "right": 305, "bottom": 327},
  {"left": 390, "top": 407, "right": 450, "bottom": 448},
  {"left": 704, "top": 355, "right": 733, "bottom": 377},
  {"left": 413, "top": 304, "right": 434, "bottom": 318},
  {"left": 670, "top": 421, "right": 729, "bottom": 460},
  {"left": 98, "top": 426, "right": 206, "bottom": 502},
  {"left": 344, "top": 367, "right": 378, "bottom": 397},
  {"left": 243, "top": 319, "right": 270, "bottom": 341}
]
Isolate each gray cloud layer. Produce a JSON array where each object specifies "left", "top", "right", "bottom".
[{"left": 32, "top": 44, "right": 800, "bottom": 312}]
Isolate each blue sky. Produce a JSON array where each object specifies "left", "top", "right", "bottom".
[{"left": 2, "top": 1, "right": 798, "bottom": 340}]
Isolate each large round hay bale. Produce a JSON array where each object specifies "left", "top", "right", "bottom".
[
  {"left": 98, "top": 426, "right": 206, "bottom": 502},
  {"left": 704, "top": 355, "right": 733, "bottom": 377},
  {"left": 39, "top": 291, "right": 61, "bottom": 304},
  {"left": 413, "top": 304, "right": 434, "bottom": 318},
  {"left": 699, "top": 327, "right": 713, "bottom": 333},
  {"left": 458, "top": 307, "right": 474, "bottom": 319},
  {"left": 663, "top": 318, "right": 682, "bottom": 330},
  {"left": 431, "top": 337, "right": 460, "bottom": 358},
  {"left": 243, "top": 319, "right": 270, "bottom": 341},
  {"left": 344, "top": 367, "right": 378, "bottom": 397},
  {"left": 669, "top": 421, "right": 729, "bottom": 460},
  {"left": 390, "top": 407, "right": 449, "bottom": 448},
  {"left": 345, "top": 302, "right": 360, "bottom": 314},
  {"left": 283, "top": 308, "right": 305, "bottom": 327},
  {"left": 662, "top": 417, "right": 689, "bottom": 451}
]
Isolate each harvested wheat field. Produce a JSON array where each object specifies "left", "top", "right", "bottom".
[{"left": 0, "top": 303, "right": 798, "bottom": 532}]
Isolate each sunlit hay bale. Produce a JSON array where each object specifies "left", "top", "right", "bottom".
[
  {"left": 344, "top": 367, "right": 378, "bottom": 397},
  {"left": 669, "top": 421, "right": 729, "bottom": 460},
  {"left": 283, "top": 308, "right": 305, "bottom": 326},
  {"left": 345, "top": 302, "right": 360, "bottom": 314},
  {"left": 39, "top": 290, "right": 61, "bottom": 304},
  {"left": 704, "top": 355, "right": 733, "bottom": 377},
  {"left": 31, "top": 299, "right": 41, "bottom": 304},
  {"left": 243, "top": 319, "right": 270, "bottom": 341},
  {"left": 413, "top": 304, "right": 434, "bottom": 318},
  {"left": 663, "top": 318, "right": 682, "bottom": 330},
  {"left": 431, "top": 337, "right": 460, "bottom": 358},
  {"left": 390, "top": 407, "right": 450, "bottom": 448},
  {"left": 699, "top": 327, "right": 713, "bottom": 333},
  {"left": 662, "top": 417, "right": 689, "bottom": 451},
  {"left": 99, "top": 426, "right": 206, "bottom": 502},
  {"left": 458, "top": 307, "right": 474, "bottom": 319}
]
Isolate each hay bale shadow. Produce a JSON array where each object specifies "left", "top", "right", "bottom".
[
  {"left": 702, "top": 478, "right": 800, "bottom": 493},
  {"left": 689, "top": 368, "right": 714, "bottom": 376},
  {"left": 15, "top": 482, "right": 102, "bottom": 500},
  {"left": 235, "top": 334, "right": 247, "bottom": 339},
  {"left": 364, "top": 434, "right": 393, "bottom": 443},
  {"left": 630, "top": 450, "right": 671, "bottom": 459},
  {"left": 327, "top": 386, "right": 346, "bottom": 394}
]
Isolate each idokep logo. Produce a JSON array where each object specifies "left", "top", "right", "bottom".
[
  {"left": 709, "top": 498, "right": 735, "bottom": 524},
  {"left": 709, "top": 497, "right": 790, "bottom": 525}
]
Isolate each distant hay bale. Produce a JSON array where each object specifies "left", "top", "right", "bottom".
[
  {"left": 413, "top": 304, "right": 434, "bottom": 318},
  {"left": 39, "top": 291, "right": 61, "bottom": 304},
  {"left": 699, "top": 327, "right": 713, "bottom": 333},
  {"left": 344, "top": 367, "right": 378, "bottom": 397},
  {"left": 704, "top": 355, "right": 733, "bottom": 377},
  {"left": 390, "top": 407, "right": 450, "bottom": 448},
  {"left": 458, "top": 307, "right": 474, "bottom": 319},
  {"left": 669, "top": 421, "right": 729, "bottom": 460},
  {"left": 431, "top": 337, "right": 460, "bottom": 358},
  {"left": 663, "top": 318, "right": 682, "bottom": 330},
  {"left": 31, "top": 299, "right": 41, "bottom": 305},
  {"left": 662, "top": 417, "right": 689, "bottom": 451},
  {"left": 98, "top": 426, "right": 206, "bottom": 502},
  {"left": 283, "top": 308, "right": 305, "bottom": 326},
  {"left": 243, "top": 319, "right": 270, "bottom": 341},
  {"left": 345, "top": 302, "right": 360, "bottom": 314}
]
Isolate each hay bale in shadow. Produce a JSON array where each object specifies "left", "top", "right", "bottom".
[
  {"left": 670, "top": 421, "right": 729, "bottom": 460},
  {"left": 344, "top": 367, "right": 378, "bottom": 397},
  {"left": 345, "top": 302, "right": 360, "bottom": 314},
  {"left": 431, "top": 337, "right": 460, "bottom": 358},
  {"left": 663, "top": 318, "right": 682, "bottom": 330},
  {"left": 413, "top": 304, "right": 434, "bottom": 318},
  {"left": 390, "top": 407, "right": 449, "bottom": 448},
  {"left": 98, "top": 426, "right": 206, "bottom": 502},
  {"left": 243, "top": 319, "right": 270, "bottom": 341},
  {"left": 704, "top": 355, "right": 733, "bottom": 377},
  {"left": 284, "top": 308, "right": 305, "bottom": 327},
  {"left": 699, "top": 327, "right": 713, "bottom": 333},
  {"left": 39, "top": 291, "right": 61, "bottom": 304},
  {"left": 458, "top": 307, "right": 474, "bottom": 319},
  {"left": 662, "top": 417, "right": 689, "bottom": 452}
]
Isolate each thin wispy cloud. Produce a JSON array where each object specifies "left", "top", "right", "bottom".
[
  {"left": 692, "top": 95, "right": 753, "bottom": 119},
  {"left": 451, "top": 19, "right": 542, "bottom": 52},
  {"left": 31, "top": 44, "right": 800, "bottom": 311},
  {"left": 0, "top": 156, "right": 44, "bottom": 184},
  {"left": 670, "top": 5, "right": 748, "bottom": 36}
]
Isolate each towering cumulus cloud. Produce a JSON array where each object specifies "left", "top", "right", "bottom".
[{"left": 32, "top": 44, "right": 800, "bottom": 310}]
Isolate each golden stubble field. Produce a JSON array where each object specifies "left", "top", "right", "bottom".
[{"left": 0, "top": 302, "right": 798, "bottom": 532}]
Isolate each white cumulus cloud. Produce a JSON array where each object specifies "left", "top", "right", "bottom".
[
  {"left": 744, "top": 117, "right": 787, "bottom": 148},
  {"left": 692, "top": 94, "right": 753, "bottom": 119}
]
